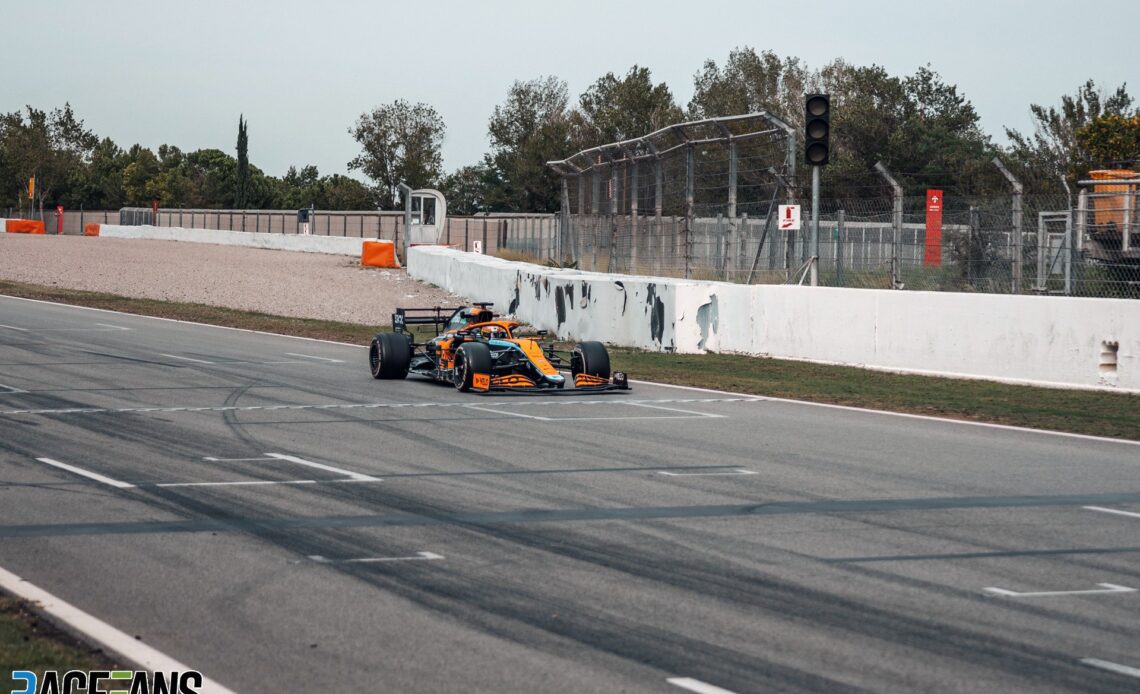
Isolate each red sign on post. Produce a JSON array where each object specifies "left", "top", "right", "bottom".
[{"left": 924, "top": 189, "right": 943, "bottom": 266}]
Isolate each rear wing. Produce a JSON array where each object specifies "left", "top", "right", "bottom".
[
  {"left": 392, "top": 307, "right": 461, "bottom": 335},
  {"left": 391, "top": 302, "right": 498, "bottom": 335}
]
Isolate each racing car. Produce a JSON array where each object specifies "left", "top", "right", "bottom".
[{"left": 368, "top": 303, "right": 629, "bottom": 394}]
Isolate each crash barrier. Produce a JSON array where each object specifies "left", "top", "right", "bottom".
[
  {"left": 96, "top": 225, "right": 368, "bottom": 256},
  {"left": 5, "top": 219, "right": 46, "bottom": 234},
  {"left": 361, "top": 240, "right": 400, "bottom": 268},
  {"left": 84, "top": 223, "right": 101, "bottom": 236},
  {"left": 408, "top": 245, "right": 1140, "bottom": 392}
]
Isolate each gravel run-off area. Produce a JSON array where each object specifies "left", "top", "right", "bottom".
[{"left": 0, "top": 234, "right": 469, "bottom": 325}]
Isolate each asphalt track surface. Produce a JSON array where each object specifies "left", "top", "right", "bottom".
[{"left": 1, "top": 296, "right": 1138, "bottom": 693}]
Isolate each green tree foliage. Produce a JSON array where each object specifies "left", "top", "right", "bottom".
[
  {"left": 0, "top": 104, "right": 97, "bottom": 213},
  {"left": 688, "top": 47, "right": 810, "bottom": 123},
  {"left": 235, "top": 115, "right": 250, "bottom": 208},
  {"left": 348, "top": 100, "right": 445, "bottom": 209},
  {"left": 577, "top": 66, "right": 683, "bottom": 145},
  {"left": 482, "top": 76, "right": 575, "bottom": 212},
  {"left": 439, "top": 164, "right": 491, "bottom": 215},
  {"left": 1004, "top": 80, "right": 1136, "bottom": 190},
  {"left": 1075, "top": 114, "right": 1140, "bottom": 170}
]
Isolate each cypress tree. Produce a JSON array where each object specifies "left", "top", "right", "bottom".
[{"left": 235, "top": 115, "right": 250, "bottom": 208}]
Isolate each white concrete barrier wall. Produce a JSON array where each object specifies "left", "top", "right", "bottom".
[
  {"left": 98, "top": 225, "right": 368, "bottom": 256},
  {"left": 409, "top": 246, "right": 1140, "bottom": 392}
]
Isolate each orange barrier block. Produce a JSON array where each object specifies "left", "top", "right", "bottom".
[
  {"left": 361, "top": 240, "right": 401, "bottom": 268},
  {"left": 84, "top": 223, "right": 101, "bottom": 236},
  {"left": 6, "top": 219, "right": 46, "bottom": 234}
]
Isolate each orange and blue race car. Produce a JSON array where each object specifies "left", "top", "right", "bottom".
[{"left": 368, "top": 303, "right": 629, "bottom": 394}]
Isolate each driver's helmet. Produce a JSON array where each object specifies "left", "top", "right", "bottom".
[{"left": 483, "top": 325, "right": 507, "bottom": 340}]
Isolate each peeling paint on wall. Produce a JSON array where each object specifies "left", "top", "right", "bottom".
[
  {"left": 696, "top": 294, "right": 719, "bottom": 351},
  {"left": 646, "top": 283, "right": 665, "bottom": 345},
  {"left": 554, "top": 285, "right": 566, "bottom": 326}
]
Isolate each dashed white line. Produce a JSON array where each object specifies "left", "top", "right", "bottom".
[
  {"left": 667, "top": 677, "right": 738, "bottom": 694},
  {"left": 0, "top": 323, "right": 29, "bottom": 331},
  {"left": 0, "top": 397, "right": 761, "bottom": 417},
  {"left": 984, "top": 583, "right": 1136, "bottom": 598},
  {"left": 1080, "top": 658, "right": 1140, "bottom": 679},
  {"left": 1084, "top": 505, "right": 1140, "bottom": 520},
  {"left": 284, "top": 352, "right": 344, "bottom": 363},
  {"left": 0, "top": 565, "right": 236, "bottom": 693},
  {"left": 308, "top": 552, "right": 444, "bottom": 564},
  {"left": 265, "top": 452, "right": 380, "bottom": 482},
  {"left": 656, "top": 469, "right": 757, "bottom": 477},
  {"left": 34, "top": 457, "right": 135, "bottom": 489},
  {"left": 161, "top": 353, "right": 215, "bottom": 364}
]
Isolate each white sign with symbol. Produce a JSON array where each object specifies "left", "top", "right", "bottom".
[
  {"left": 473, "top": 240, "right": 483, "bottom": 254},
  {"left": 778, "top": 205, "right": 801, "bottom": 230}
]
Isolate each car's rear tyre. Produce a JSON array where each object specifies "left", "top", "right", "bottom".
[
  {"left": 454, "top": 342, "right": 492, "bottom": 391},
  {"left": 572, "top": 341, "right": 610, "bottom": 379},
  {"left": 370, "top": 332, "right": 411, "bottom": 379}
]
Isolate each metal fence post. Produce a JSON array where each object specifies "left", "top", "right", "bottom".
[
  {"left": 874, "top": 161, "right": 904, "bottom": 289},
  {"left": 969, "top": 206, "right": 979, "bottom": 287},
  {"left": 685, "top": 144, "right": 694, "bottom": 279},
  {"left": 630, "top": 159, "right": 639, "bottom": 274},
  {"left": 836, "top": 209, "right": 845, "bottom": 287},
  {"left": 560, "top": 178, "right": 571, "bottom": 263},
  {"left": 727, "top": 139, "right": 737, "bottom": 279},
  {"left": 993, "top": 157, "right": 1023, "bottom": 294}
]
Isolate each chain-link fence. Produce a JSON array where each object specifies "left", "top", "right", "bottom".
[{"left": 545, "top": 119, "right": 1140, "bottom": 299}]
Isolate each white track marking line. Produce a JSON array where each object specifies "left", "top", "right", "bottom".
[
  {"left": 463, "top": 404, "right": 550, "bottom": 420},
  {"left": 1080, "top": 658, "right": 1140, "bottom": 678},
  {"left": 95, "top": 323, "right": 131, "bottom": 330},
  {"left": 160, "top": 353, "right": 215, "bottom": 364},
  {"left": 627, "top": 402, "right": 726, "bottom": 418},
  {"left": 203, "top": 456, "right": 278, "bottom": 462},
  {"left": 984, "top": 583, "right": 1135, "bottom": 598},
  {"left": 0, "top": 323, "right": 29, "bottom": 331},
  {"left": 667, "top": 677, "right": 738, "bottom": 694},
  {"left": 34, "top": 457, "right": 135, "bottom": 489},
  {"left": 157, "top": 479, "right": 319, "bottom": 488},
  {"left": 0, "top": 382, "right": 26, "bottom": 394},
  {"left": 0, "top": 565, "right": 236, "bottom": 694},
  {"left": 264, "top": 452, "right": 380, "bottom": 481},
  {"left": 656, "top": 469, "right": 757, "bottom": 477},
  {"left": 284, "top": 352, "right": 344, "bottom": 363},
  {"left": 1085, "top": 505, "right": 1140, "bottom": 520},
  {"left": 308, "top": 551, "right": 444, "bottom": 564},
  {"left": 6, "top": 295, "right": 1140, "bottom": 447}
]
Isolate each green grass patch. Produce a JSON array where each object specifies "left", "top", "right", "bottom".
[
  {"left": 0, "top": 597, "right": 121, "bottom": 690},
  {"left": 2, "top": 278, "right": 1137, "bottom": 440}
]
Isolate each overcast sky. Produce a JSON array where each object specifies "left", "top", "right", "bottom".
[{"left": 6, "top": 0, "right": 1137, "bottom": 181}]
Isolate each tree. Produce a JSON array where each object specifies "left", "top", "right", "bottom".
[
  {"left": 348, "top": 100, "right": 445, "bottom": 209},
  {"left": 235, "top": 115, "right": 250, "bottom": 208},
  {"left": 1075, "top": 114, "right": 1140, "bottom": 170},
  {"left": 577, "top": 66, "right": 683, "bottom": 145},
  {"left": 0, "top": 103, "right": 97, "bottom": 215},
  {"left": 1005, "top": 79, "right": 1135, "bottom": 190},
  {"left": 439, "top": 164, "right": 492, "bottom": 215},
  {"left": 688, "top": 47, "right": 810, "bottom": 123},
  {"left": 483, "top": 76, "right": 575, "bottom": 212}
]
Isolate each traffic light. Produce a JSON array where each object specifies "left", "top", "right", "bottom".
[{"left": 804, "top": 94, "right": 830, "bottom": 166}]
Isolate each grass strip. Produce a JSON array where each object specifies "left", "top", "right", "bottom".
[
  {"left": 2, "top": 279, "right": 1137, "bottom": 440},
  {"left": 0, "top": 597, "right": 120, "bottom": 690}
]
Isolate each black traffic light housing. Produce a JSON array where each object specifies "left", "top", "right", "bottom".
[{"left": 804, "top": 94, "right": 830, "bottom": 166}]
